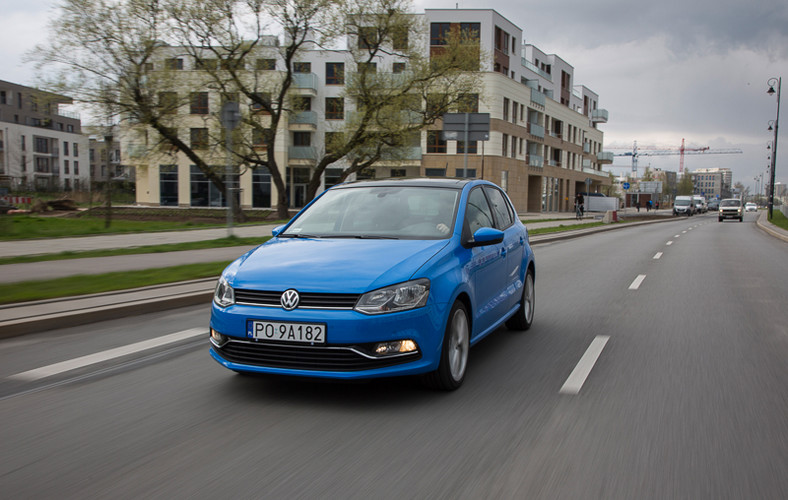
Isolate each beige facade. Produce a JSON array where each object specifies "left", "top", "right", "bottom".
[{"left": 125, "top": 8, "right": 611, "bottom": 213}]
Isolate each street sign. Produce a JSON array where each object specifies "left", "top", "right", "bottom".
[
  {"left": 623, "top": 182, "right": 630, "bottom": 190},
  {"left": 442, "top": 113, "right": 490, "bottom": 141}
]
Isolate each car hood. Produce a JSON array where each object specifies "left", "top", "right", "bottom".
[{"left": 225, "top": 237, "right": 450, "bottom": 293}]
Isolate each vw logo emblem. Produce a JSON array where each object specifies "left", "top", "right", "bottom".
[{"left": 281, "top": 289, "right": 300, "bottom": 310}]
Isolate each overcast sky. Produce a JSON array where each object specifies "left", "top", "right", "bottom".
[{"left": 2, "top": 0, "right": 786, "bottom": 193}]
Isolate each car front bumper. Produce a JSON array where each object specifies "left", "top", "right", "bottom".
[{"left": 209, "top": 301, "right": 448, "bottom": 379}]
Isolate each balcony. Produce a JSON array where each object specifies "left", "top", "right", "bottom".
[
  {"left": 527, "top": 123, "right": 544, "bottom": 139},
  {"left": 597, "top": 151, "right": 614, "bottom": 164},
  {"left": 291, "top": 73, "right": 317, "bottom": 96},
  {"left": 527, "top": 154, "right": 543, "bottom": 168},
  {"left": 591, "top": 109, "right": 609, "bottom": 123},
  {"left": 583, "top": 167, "right": 600, "bottom": 175},
  {"left": 529, "top": 89, "right": 546, "bottom": 107},
  {"left": 289, "top": 110, "right": 318, "bottom": 130},
  {"left": 125, "top": 144, "right": 148, "bottom": 159},
  {"left": 583, "top": 143, "right": 590, "bottom": 153},
  {"left": 522, "top": 59, "right": 552, "bottom": 81},
  {"left": 288, "top": 146, "right": 318, "bottom": 165}
]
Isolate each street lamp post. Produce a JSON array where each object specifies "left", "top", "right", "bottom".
[{"left": 767, "top": 77, "right": 781, "bottom": 219}]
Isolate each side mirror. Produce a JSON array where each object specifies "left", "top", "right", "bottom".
[
  {"left": 468, "top": 227, "right": 504, "bottom": 247},
  {"left": 272, "top": 225, "right": 285, "bottom": 237}
]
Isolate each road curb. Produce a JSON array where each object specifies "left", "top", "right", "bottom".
[{"left": 755, "top": 211, "right": 788, "bottom": 243}]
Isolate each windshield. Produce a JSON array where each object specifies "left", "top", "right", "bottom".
[
  {"left": 281, "top": 185, "right": 460, "bottom": 239},
  {"left": 675, "top": 199, "right": 691, "bottom": 206},
  {"left": 720, "top": 200, "right": 741, "bottom": 207}
]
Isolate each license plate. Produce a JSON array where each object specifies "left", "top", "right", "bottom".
[{"left": 247, "top": 320, "right": 326, "bottom": 344}]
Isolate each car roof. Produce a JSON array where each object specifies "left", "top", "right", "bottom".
[{"left": 332, "top": 177, "right": 477, "bottom": 190}]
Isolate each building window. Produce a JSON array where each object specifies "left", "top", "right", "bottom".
[
  {"left": 358, "top": 27, "right": 378, "bottom": 49},
  {"left": 455, "top": 169, "right": 476, "bottom": 178},
  {"left": 293, "top": 131, "right": 311, "bottom": 147},
  {"left": 325, "top": 97, "right": 344, "bottom": 120},
  {"left": 325, "top": 168, "right": 344, "bottom": 189},
  {"left": 159, "top": 92, "right": 179, "bottom": 114},
  {"left": 502, "top": 134, "right": 508, "bottom": 156},
  {"left": 21, "top": 155, "right": 26, "bottom": 172},
  {"left": 252, "top": 128, "right": 266, "bottom": 148},
  {"left": 457, "top": 140, "right": 477, "bottom": 154},
  {"left": 0, "top": 91, "right": 5, "bottom": 104},
  {"left": 503, "top": 97, "right": 509, "bottom": 121},
  {"left": 252, "top": 167, "right": 271, "bottom": 208},
  {"left": 190, "top": 165, "right": 225, "bottom": 207},
  {"left": 391, "top": 168, "right": 407, "bottom": 177},
  {"left": 460, "top": 23, "right": 480, "bottom": 43},
  {"left": 63, "top": 142, "right": 69, "bottom": 156},
  {"left": 190, "top": 128, "right": 209, "bottom": 149},
  {"left": 73, "top": 143, "right": 78, "bottom": 156},
  {"left": 293, "top": 62, "right": 311, "bottom": 73},
  {"left": 64, "top": 160, "right": 70, "bottom": 174},
  {"left": 425, "top": 168, "right": 446, "bottom": 177},
  {"left": 34, "top": 137, "right": 49, "bottom": 153},
  {"left": 256, "top": 58, "right": 276, "bottom": 70},
  {"left": 511, "top": 136, "right": 517, "bottom": 158},
  {"left": 392, "top": 26, "right": 408, "bottom": 50},
  {"left": 74, "top": 161, "right": 79, "bottom": 175},
  {"left": 357, "top": 62, "right": 377, "bottom": 73},
  {"left": 458, "top": 93, "right": 479, "bottom": 113},
  {"left": 159, "top": 165, "right": 178, "bottom": 206},
  {"left": 190, "top": 92, "right": 209, "bottom": 114},
  {"left": 430, "top": 23, "right": 450, "bottom": 45},
  {"left": 165, "top": 58, "right": 184, "bottom": 70},
  {"left": 392, "top": 62, "right": 406, "bottom": 74},
  {"left": 195, "top": 58, "right": 217, "bottom": 70},
  {"left": 426, "top": 130, "right": 446, "bottom": 153},
  {"left": 326, "top": 62, "right": 344, "bottom": 85},
  {"left": 67, "top": 124, "right": 74, "bottom": 132},
  {"left": 251, "top": 92, "right": 271, "bottom": 114}
]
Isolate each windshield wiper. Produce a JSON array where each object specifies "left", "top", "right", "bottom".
[
  {"left": 330, "top": 234, "right": 400, "bottom": 240},
  {"left": 279, "top": 233, "right": 323, "bottom": 239}
]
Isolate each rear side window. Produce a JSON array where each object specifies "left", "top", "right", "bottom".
[{"left": 484, "top": 186, "right": 514, "bottom": 229}]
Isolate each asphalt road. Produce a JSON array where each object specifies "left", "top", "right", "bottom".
[{"left": 1, "top": 212, "right": 787, "bottom": 498}]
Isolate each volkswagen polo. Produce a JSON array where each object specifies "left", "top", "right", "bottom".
[{"left": 209, "top": 178, "right": 535, "bottom": 390}]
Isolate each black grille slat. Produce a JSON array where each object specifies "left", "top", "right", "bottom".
[
  {"left": 235, "top": 289, "right": 360, "bottom": 309},
  {"left": 216, "top": 340, "right": 420, "bottom": 371}
]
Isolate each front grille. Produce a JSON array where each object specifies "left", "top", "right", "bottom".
[
  {"left": 215, "top": 339, "right": 421, "bottom": 371},
  {"left": 235, "top": 289, "right": 360, "bottom": 309}
]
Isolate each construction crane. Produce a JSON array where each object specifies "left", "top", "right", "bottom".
[{"left": 613, "top": 139, "right": 742, "bottom": 176}]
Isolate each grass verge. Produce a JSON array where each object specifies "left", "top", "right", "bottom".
[
  {"left": 529, "top": 221, "right": 607, "bottom": 235},
  {"left": 0, "top": 236, "right": 269, "bottom": 265},
  {"left": 767, "top": 209, "right": 788, "bottom": 230},
  {"left": 0, "top": 261, "right": 231, "bottom": 305}
]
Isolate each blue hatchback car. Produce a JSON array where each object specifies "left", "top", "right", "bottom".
[{"left": 210, "top": 178, "right": 535, "bottom": 390}]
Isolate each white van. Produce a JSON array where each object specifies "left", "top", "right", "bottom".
[
  {"left": 693, "top": 196, "right": 707, "bottom": 213},
  {"left": 673, "top": 196, "right": 695, "bottom": 216}
]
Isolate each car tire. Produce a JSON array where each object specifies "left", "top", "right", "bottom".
[
  {"left": 506, "top": 268, "right": 535, "bottom": 331},
  {"left": 423, "top": 301, "right": 469, "bottom": 391}
]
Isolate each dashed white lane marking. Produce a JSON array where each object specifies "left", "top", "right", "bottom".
[
  {"left": 653, "top": 252, "right": 663, "bottom": 259},
  {"left": 675, "top": 235, "right": 680, "bottom": 238},
  {"left": 666, "top": 241, "right": 673, "bottom": 246},
  {"left": 560, "top": 336, "right": 610, "bottom": 395},
  {"left": 9, "top": 328, "right": 205, "bottom": 381},
  {"left": 629, "top": 274, "right": 647, "bottom": 290},
  {"left": 682, "top": 230, "right": 688, "bottom": 234}
]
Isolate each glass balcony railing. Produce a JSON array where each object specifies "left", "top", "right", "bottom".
[
  {"left": 528, "top": 123, "right": 544, "bottom": 138},
  {"left": 288, "top": 146, "right": 317, "bottom": 160},
  {"left": 591, "top": 109, "right": 609, "bottom": 123},
  {"left": 290, "top": 110, "right": 317, "bottom": 126},
  {"left": 292, "top": 73, "right": 317, "bottom": 91},
  {"left": 597, "top": 151, "right": 614, "bottom": 163}
]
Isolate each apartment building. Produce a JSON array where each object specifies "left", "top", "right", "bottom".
[
  {"left": 126, "top": 8, "right": 612, "bottom": 213},
  {"left": 691, "top": 168, "right": 733, "bottom": 199},
  {"left": 0, "top": 80, "right": 89, "bottom": 191}
]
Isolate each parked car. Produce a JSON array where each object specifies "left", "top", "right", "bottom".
[
  {"left": 718, "top": 198, "right": 743, "bottom": 222},
  {"left": 209, "top": 178, "right": 536, "bottom": 390},
  {"left": 673, "top": 196, "right": 695, "bottom": 216},
  {"left": 745, "top": 202, "right": 758, "bottom": 212}
]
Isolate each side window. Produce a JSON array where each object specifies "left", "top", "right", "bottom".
[
  {"left": 464, "top": 187, "right": 494, "bottom": 235},
  {"left": 484, "top": 187, "right": 514, "bottom": 228}
]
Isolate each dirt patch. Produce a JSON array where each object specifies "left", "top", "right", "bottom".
[{"left": 70, "top": 207, "right": 279, "bottom": 223}]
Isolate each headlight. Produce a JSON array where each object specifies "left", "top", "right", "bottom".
[
  {"left": 214, "top": 277, "right": 235, "bottom": 307},
  {"left": 355, "top": 279, "right": 430, "bottom": 315}
]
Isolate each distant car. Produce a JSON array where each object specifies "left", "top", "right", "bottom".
[
  {"left": 718, "top": 198, "right": 743, "bottom": 222},
  {"left": 707, "top": 200, "right": 720, "bottom": 211},
  {"left": 745, "top": 202, "right": 757, "bottom": 212},
  {"left": 209, "top": 178, "right": 536, "bottom": 391}
]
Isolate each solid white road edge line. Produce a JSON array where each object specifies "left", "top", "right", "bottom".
[
  {"left": 629, "top": 275, "right": 647, "bottom": 290},
  {"left": 9, "top": 328, "right": 205, "bottom": 381},
  {"left": 560, "top": 335, "right": 610, "bottom": 395}
]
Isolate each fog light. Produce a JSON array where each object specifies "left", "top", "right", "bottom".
[
  {"left": 374, "top": 340, "right": 418, "bottom": 356},
  {"left": 210, "top": 328, "right": 228, "bottom": 347}
]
